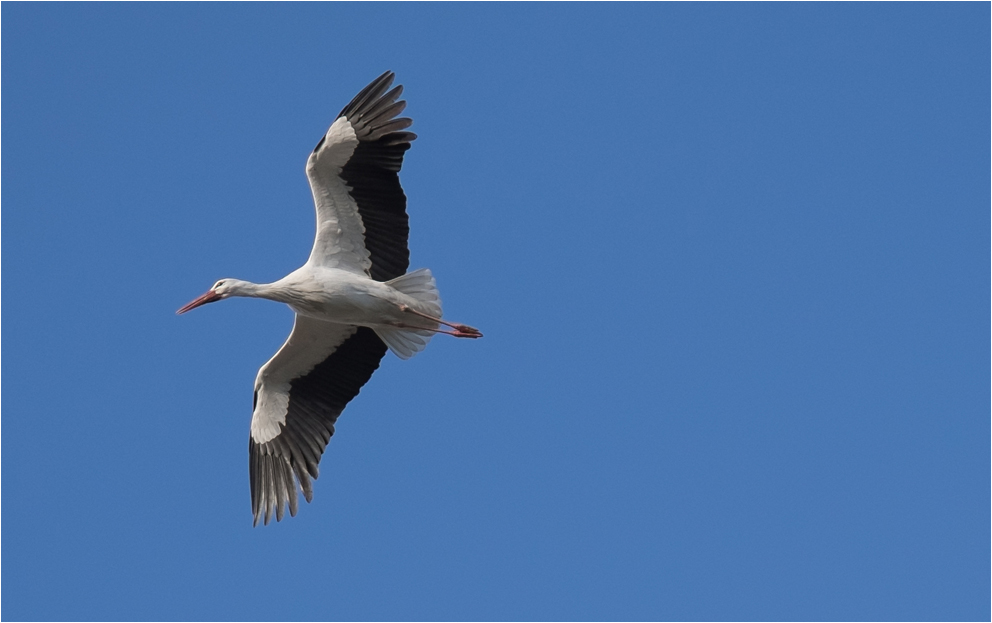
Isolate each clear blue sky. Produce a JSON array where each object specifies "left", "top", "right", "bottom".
[{"left": 3, "top": 4, "right": 988, "bottom": 621}]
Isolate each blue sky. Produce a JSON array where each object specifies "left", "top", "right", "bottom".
[{"left": 2, "top": 3, "right": 988, "bottom": 621}]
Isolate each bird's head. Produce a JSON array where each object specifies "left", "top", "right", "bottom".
[{"left": 176, "top": 279, "right": 238, "bottom": 314}]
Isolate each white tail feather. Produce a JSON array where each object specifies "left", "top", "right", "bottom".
[
  {"left": 387, "top": 268, "right": 442, "bottom": 317},
  {"left": 375, "top": 269, "right": 443, "bottom": 359},
  {"left": 375, "top": 326, "right": 434, "bottom": 360}
]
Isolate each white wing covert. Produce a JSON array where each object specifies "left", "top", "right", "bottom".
[
  {"left": 248, "top": 316, "right": 388, "bottom": 525},
  {"left": 305, "top": 71, "right": 417, "bottom": 281}
]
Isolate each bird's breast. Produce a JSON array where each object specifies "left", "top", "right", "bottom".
[{"left": 285, "top": 272, "right": 405, "bottom": 327}]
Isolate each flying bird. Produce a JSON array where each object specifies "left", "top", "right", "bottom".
[{"left": 178, "top": 71, "right": 481, "bottom": 526}]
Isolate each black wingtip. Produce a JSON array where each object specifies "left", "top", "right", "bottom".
[
  {"left": 337, "top": 71, "right": 396, "bottom": 120},
  {"left": 314, "top": 71, "right": 408, "bottom": 155}
]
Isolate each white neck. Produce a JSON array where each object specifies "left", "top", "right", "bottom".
[{"left": 225, "top": 278, "right": 298, "bottom": 306}]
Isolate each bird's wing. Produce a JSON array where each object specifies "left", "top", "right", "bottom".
[
  {"left": 305, "top": 71, "right": 417, "bottom": 281},
  {"left": 249, "top": 315, "right": 388, "bottom": 525}
]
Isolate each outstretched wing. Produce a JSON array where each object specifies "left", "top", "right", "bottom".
[
  {"left": 249, "top": 316, "right": 388, "bottom": 526},
  {"left": 305, "top": 71, "right": 417, "bottom": 281}
]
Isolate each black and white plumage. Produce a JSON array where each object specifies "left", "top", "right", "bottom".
[{"left": 178, "top": 71, "right": 481, "bottom": 526}]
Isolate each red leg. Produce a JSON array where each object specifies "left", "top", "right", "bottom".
[
  {"left": 398, "top": 307, "right": 483, "bottom": 337},
  {"left": 394, "top": 322, "right": 482, "bottom": 339}
]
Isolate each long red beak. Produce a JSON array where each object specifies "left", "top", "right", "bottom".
[{"left": 177, "top": 290, "right": 222, "bottom": 315}]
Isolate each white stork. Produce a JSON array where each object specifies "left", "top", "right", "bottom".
[{"left": 177, "top": 71, "right": 481, "bottom": 526}]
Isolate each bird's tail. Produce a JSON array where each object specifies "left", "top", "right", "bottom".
[
  {"left": 375, "top": 268, "right": 443, "bottom": 360},
  {"left": 387, "top": 268, "right": 443, "bottom": 317}
]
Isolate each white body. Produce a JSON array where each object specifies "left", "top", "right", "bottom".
[{"left": 263, "top": 267, "right": 439, "bottom": 329}]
